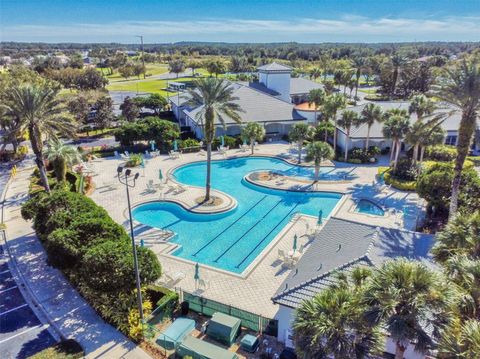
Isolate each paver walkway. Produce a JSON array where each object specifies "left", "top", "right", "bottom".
[{"left": 2, "top": 167, "right": 151, "bottom": 358}]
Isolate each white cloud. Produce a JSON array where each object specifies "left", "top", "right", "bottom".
[{"left": 2, "top": 16, "right": 480, "bottom": 42}]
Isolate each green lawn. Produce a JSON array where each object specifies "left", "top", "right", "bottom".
[
  {"left": 107, "top": 76, "right": 197, "bottom": 96},
  {"left": 100, "top": 63, "right": 169, "bottom": 82},
  {"left": 358, "top": 88, "right": 378, "bottom": 94}
]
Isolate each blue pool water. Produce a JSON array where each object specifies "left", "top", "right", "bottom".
[
  {"left": 355, "top": 199, "right": 385, "bottom": 216},
  {"left": 133, "top": 157, "right": 343, "bottom": 273}
]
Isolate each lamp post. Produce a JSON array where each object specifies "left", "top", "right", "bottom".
[
  {"left": 117, "top": 166, "right": 144, "bottom": 324},
  {"left": 135, "top": 35, "right": 146, "bottom": 79}
]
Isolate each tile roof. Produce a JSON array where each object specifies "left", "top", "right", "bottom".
[
  {"left": 257, "top": 62, "right": 293, "bottom": 72},
  {"left": 272, "top": 217, "right": 434, "bottom": 308},
  {"left": 184, "top": 82, "right": 304, "bottom": 126},
  {"left": 289, "top": 77, "right": 324, "bottom": 95}
]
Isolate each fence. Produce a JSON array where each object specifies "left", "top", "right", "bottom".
[{"left": 180, "top": 289, "right": 278, "bottom": 337}]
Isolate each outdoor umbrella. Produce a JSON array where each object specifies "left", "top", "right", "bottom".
[
  {"left": 140, "top": 239, "right": 145, "bottom": 247},
  {"left": 221, "top": 136, "right": 225, "bottom": 147},
  {"left": 194, "top": 262, "right": 200, "bottom": 287},
  {"left": 150, "top": 141, "right": 155, "bottom": 151},
  {"left": 317, "top": 210, "right": 323, "bottom": 225},
  {"left": 159, "top": 169, "right": 163, "bottom": 182},
  {"left": 140, "top": 157, "right": 145, "bottom": 168},
  {"left": 173, "top": 140, "right": 178, "bottom": 151},
  {"left": 293, "top": 234, "right": 297, "bottom": 252},
  {"left": 243, "top": 138, "right": 247, "bottom": 146}
]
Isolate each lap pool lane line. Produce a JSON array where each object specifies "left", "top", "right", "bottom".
[
  {"left": 192, "top": 195, "right": 268, "bottom": 257},
  {"left": 235, "top": 202, "right": 301, "bottom": 269},
  {"left": 213, "top": 199, "right": 284, "bottom": 263}
]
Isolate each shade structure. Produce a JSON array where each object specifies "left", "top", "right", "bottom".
[
  {"left": 156, "top": 318, "right": 195, "bottom": 351},
  {"left": 173, "top": 140, "right": 178, "bottom": 151},
  {"left": 206, "top": 312, "right": 241, "bottom": 346},
  {"left": 159, "top": 169, "right": 163, "bottom": 181},
  {"left": 177, "top": 335, "right": 238, "bottom": 359},
  {"left": 293, "top": 234, "right": 297, "bottom": 252},
  {"left": 317, "top": 210, "right": 323, "bottom": 225}
]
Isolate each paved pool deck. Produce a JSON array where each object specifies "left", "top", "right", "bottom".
[{"left": 87, "top": 142, "right": 424, "bottom": 319}]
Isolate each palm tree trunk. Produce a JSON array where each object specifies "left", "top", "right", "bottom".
[
  {"left": 419, "top": 146, "right": 425, "bottom": 162},
  {"left": 205, "top": 142, "right": 212, "bottom": 201},
  {"left": 390, "top": 140, "right": 396, "bottom": 162},
  {"left": 344, "top": 132, "right": 349, "bottom": 162},
  {"left": 315, "top": 164, "right": 319, "bottom": 180},
  {"left": 29, "top": 127, "right": 50, "bottom": 193},
  {"left": 449, "top": 112, "right": 476, "bottom": 218},
  {"left": 250, "top": 138, "right": 254, "bottom": 155},
  {"left": 393, "top": 139, "right": 401, "bottom": 171},
  {"left": 395, "top": 342, "right": 406, "bottom": 359},
  {"left": 412, "top": 144, "right": 419, "bottom": 165},
  {"left": 324, "top": 119, "right": 329, "bottom": 142},
  {"left": 298, "top": 142, "right": 302, "bottom": 164},
  {"left": 365, "top": 125, "right": 371, "bottom": 150},
  {"left": 333, "top": 117, "right": 338, "bottom": 153}
]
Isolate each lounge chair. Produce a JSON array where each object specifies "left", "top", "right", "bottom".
[
  {"left": 277, "top": 249, "right": 286, "bottom": 262},
  {"left": 282, "top": 257, "right": 295, "bottom": 269},
  {"left": 114, "top": 150, "right": 119, "bottom": 158},
  {"left": 124, "top": 151, "right": 130, "bottom": 157},
  {"left": 163, "top": 271, "right": 186, "bottom": 288},
  {"left": 197, "top": 279, "right": 209, "bottom": 290},
  {"left": 198, "top": 148, "right": 206, "bottom": 156},
  {"left": 120, "top": 153, "right": 130, "bottom": 161},
  {"left": 292, "top": 245, "right": 305, "bottom": 261},
  {"left": 175, "top": 183, "right": 187, "bottom": 194}
]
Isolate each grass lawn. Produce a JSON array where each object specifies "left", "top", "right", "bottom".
[
  {"left": 107, "top": 76, "right": 196, "bottom": 96},
  {"left": 100, "top": 63, "right": 169, "bottom": 82},
  {"left": 358, "top": 88, "right": 378, "bottom": 94}
]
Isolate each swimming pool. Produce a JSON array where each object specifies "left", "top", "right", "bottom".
[
  {"left": 354, "top": 199, "right": 385, "bottom": 216},
  {"left": 133, "top": 157, "right": 343, "bottom": 273}
]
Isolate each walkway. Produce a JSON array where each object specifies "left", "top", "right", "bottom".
[{"left": 2, "top": 167, "right": 151, "bottom": 358}]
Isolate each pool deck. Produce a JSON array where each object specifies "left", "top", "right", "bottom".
[{"left": 86, "top": 142, "right": 425, "bottom": 319}]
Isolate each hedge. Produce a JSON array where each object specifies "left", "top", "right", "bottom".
[
  {"left": 378, "top": 167, "right": 416, "bottom": 191},
  {"left": 29, "top": 339, "right": 84, "bottom": 359}
]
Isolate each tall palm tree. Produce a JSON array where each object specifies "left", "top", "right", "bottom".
[
  {"left": 305, "top": 141, "right": 334, "bottom": 180},
  {"left": 187, "top": 78, "right": 243, "bottom": 201},
  {"left": 360, "top": 103, "right": 383, "bottom": 150},
  {"left": 409, "top": 94, "right": 435, "bottom": 120},
  {"left": 337, "top": 110, "right": 360, "bottom": 162},
  {"left": 352, "top": 57, "right": 365, "bottom": 98},
  {"left": 241, "top": 122, "right": 265, "bottom": 155},
  {"left": 45, "top": 139, "right": 81, "bottom": 182},
  {"left": 293, "top": 268, "right": 382, "bottom": 359},
  {"left": 419, "top": 124, "right": 446, "bottom": 162},
  {"left": 309, "top": 67, "right": 322, "bottom": 82},
  {"left": 362, "top": 259, "right": 453, "bottom": 359},
  {"left": 1, "top": 83, "right": 74, "bottom": 192},
  {"left": 432, "top": 60, "right": 480, "bottom": 218},
  {"left": 307, "top": 88, "right": 326, "bottom": 125},
  {"left": 438, "top": 318, "right": 480, "bottom": 358},
  {"left": 407, "top": 95, "right": 438, "bottom": 163},
  {"left": 406, "top": 113, "right": 445, "bottom": 164},
  {"left": 323, "top": 93, "right": 347, "bottom": 153},
  {"left": 289, "top": 123, "right": 314, "bottom": 164},
  {"left": 382, "top": 110, "right": 410, "bottom": 171},
  {"left": 390, "top": 54, "right": 405, "bottom": 97}
]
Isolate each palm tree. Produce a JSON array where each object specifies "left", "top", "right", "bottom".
[
  {"left": 289, "top": 123, "right": 314, "bottom": 164},
  {"left": 307, "top": 88, "right": 326, "bottom": 125},
  {"left": 382, "top": 111, "right": 410, "bottom": 171},
  {"left": 409, "top": 94, "right": 435, "bottom": 120},
  {"left": 390, "top": 53, "right": 405, "bottom": 97},
  {"left": 309, "top": 67, "right": 322, "bottom": 82},
  {"left": 337, "top": 110, "right": 360, "bottom": 162},
  {"left": 406, "top": 113, "right": 446, "bottom": 164},
  {"left": 1, "top": 83, "right": 74, "bottom": 192},
  {"left": 323, "top": 93, "right": 347, "bottom": 153},
  {"left": 360, "top": 103, "right": 383, "bottom": 150},
  {"left": 241, "top": 122, "right": 265, "bottom": 155},
  {"left": 352, "top": 57, "right": 365, "bottom": 99},
  {"left": 293, "top": 268, "right": 382, "bottom": 359},
  {"left": 362, "top": 259, "right": 453, "bottom": 359},
  {"left": 438, "top": 318, "right": 480, "bottom": 358},
  {"left": 187, "top": 78, "right": 243, "bottom": 201},
  {"left": 305, "top": 141, "right": 334, "bottom": 180},
  {"left": 432, "top": 60, "right": 480, "bottom": 218},
  {"left": 45, "top": 139, "right": 81, "bottom": 182},
  {"left": 419, "top": 124, "right": 446, "bottom": 162}
]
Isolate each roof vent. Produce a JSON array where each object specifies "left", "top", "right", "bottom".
[
  {"left": 317, "top": 264, "right": 322, "bottom": 271},
  {"left": 336, "top": 244, "right": 342, "bottom": 252},
  {"left": 293, "top": 268, "right": 299, "bottom": 276},
  {"left": 285, "top": 283, "right": 288, "bottom": 290}
]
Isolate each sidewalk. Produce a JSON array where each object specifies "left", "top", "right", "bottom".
[{"left": 2, "top": 167, "right": 151, "bottom": 358}]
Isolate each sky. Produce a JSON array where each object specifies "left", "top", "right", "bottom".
[{"left": 1, "top": 0, "right": 480, "bottom": 43}]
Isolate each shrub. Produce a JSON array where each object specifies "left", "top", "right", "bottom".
[
  {"left": 425, "top": 145, "right": 457, "bottom": 162},
  {"left": 384, "top": 171, "right": 417, "bottom": 191},
  {"left": 29, "top": 339, "right": 84, "bottom": 359},
  {"left": 347, "top": 158, "right": 362, "bottom": 164},
  {"left": 212, "top": 135, "right": 237, "bottom": 149},
  {"left": 347, "top": 146, "right": 380, "bottom": 163},
  {"left": 392, "top": 158, "right": 419, "bottom": 181},
  {"left": 180, "top": 138, "right": 200, "bottom": 149},
  {"left": 126, "top": 153, "right": 143, "bottom": 167}
]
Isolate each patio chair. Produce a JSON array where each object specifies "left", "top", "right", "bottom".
[
  {"left": 146, "top": 180, "right": 157, "bottom": 193},
  {"left": 197, "top": 279, "right": 209, "bottom": 290},
  {"left": 163, "top": 271, "right": 186, "bottom": 288},
  {"left": 144, "top": 150, "right": 150, "bottom": 157},
  {"left": 277, "top": 249, "right": 286, "bottom": 262},
  {"left": 120, "top": 153, "right": 130, "bottom": 161},
  {"left": 292, "top": 245, "right": 305, "bottom": 261},
  {"left": 282, "top": 256, "right": 295, "bottom": 270},
  {"left": 124, "top": 151, "right": 130, "bottom": 157},
  {"left": 198, "top": 148, "right": 207, "bottom": 156},
  {"left": 175, "top": 184, "right": 187, "bottom": 194},
  {"left": 114, "top": 150, "right": 119, "bottom": 158}
]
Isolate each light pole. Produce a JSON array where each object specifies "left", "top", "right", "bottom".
[
  {"left": 117, "top": 167, "right": 144, "bottom": 325},
  {"left": 135, "top": 35, "right": 146, "bottom": 79}
]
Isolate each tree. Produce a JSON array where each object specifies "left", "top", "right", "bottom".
[
  {"left": 363, "top": 259, "right": 453, "bottom": 359},
  {"left": 45, "top": 139, "right": 80, "bottom": 182},
  {"left": 432, "top": 59, "right": 480, "bottom": 218},
  {"left": 390, "top": 53, "right": 405, "bottom": 97},
  {"left": 76, "top": 68, "right": 108, "bottom": 90},
  {"left": 241, "top": 122, "right": 265, "bottom": 154},
  {"left": 168, "top": 59, "right": 185, "bottom": 78},
  {"left": 1, "top": 83, "right": 74, "bottom": 192},
  {"left": 120, "top": 96, "right": 140, "bottom": 122},
  {"left": 438, "top": 319, "right": 480, "bottom": 358},
  {"left": 187, "top": 78, "right": 243, "bottom": 201},
  {"left": 309, "top": 67, "right": 322, "bottom": 81},
  {"left": 307, "top": 88, "right": 325, "bottom": 125},
  {"left": 382, "top": 112, "right": 410, "bottom": 171},
  {"left": 289, "top": 123, "right": 314, "bottom": 164},
  {"left": 305, "top": 141, "right": 334, "bottom": 180},
  {"left": 323, "top": 93, "right": 347, "bottom": 153},
  {"left": 360, "top": 103, "right": 383, "bottom": 149},
  {"left": 135, "top": 93, "right": 167, "bottom": 116},
  {"left": 293, "top": 268, "right": 382, "bottom": 358},
  {"left": 187, "top": 59, "right": 202, "bottom": 76},
  {"left": 409, "top": 94, "right": 435, "bottom": 120},
  {"left": 406, "top": 113, "right": 445, "bottom": 164},
  {"left": 337, "top": 110, "right": 360, "bottom": 162},
  {"left": 119, "top": 64, "right": 134, "bottom": 80},
  {"left": 352, "top": 58, "right": 365, "bottom": 98},
  {"left": 229, "top": 56, "right": 248, "bottom": 73},
  {"left": 93, "top": 96, "right": 114, "bottom": 129},
  {"left": 132, "top": 63, "right": 146, "bottom": 79},
  {"left": 205, "top": 60, "right": 226, "bottom": 78}
]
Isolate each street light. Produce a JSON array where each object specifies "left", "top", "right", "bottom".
[
  {"left": 135, "top": 35, "right": 146, "bottom": 79},
  {"left": 117, "top": 166, "right": 144, "bottom": 325}
]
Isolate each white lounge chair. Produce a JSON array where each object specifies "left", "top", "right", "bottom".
[
  {"left": 124, "top": 151, "right": 130, "bottom": 157},
  {"left": 120, "top": 153, "right": 130, "bottom": 161},
  {"left": 282, "top": 257, "right": 295, "bottom": 269},
  {"left": 292, "top": 245, "right": 305, "bottom": 261},
  {"left": 198, "top": 149, "right": 206, "bottom": 156},
  {"left": 162, "top": 271, "right": 186, "bottom": 288},
  {"left": 197, "top": 279, "right": 209, "bottom": 290},
  {"left": 277, "top": 249, "right": 286, "bottom": 262},
  {"left": 146, "top": 180, "right": 157, "bottom": 193},
  {"left": 175, "top": 183, "right": 187, "bottom": 194}
]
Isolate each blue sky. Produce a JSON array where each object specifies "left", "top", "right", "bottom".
[{"left": 1, "top": 0, "right": 480, "bottom": 43}]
